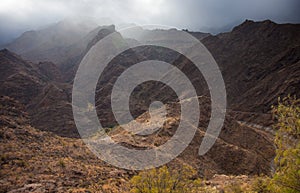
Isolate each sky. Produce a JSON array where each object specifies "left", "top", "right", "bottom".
[{"left": 0, "top": 0, "right": 299, "bottom": 44}]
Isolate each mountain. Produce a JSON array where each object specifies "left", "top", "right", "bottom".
[
  {"left": 0, "top": 24, "right": 123, "bottom": 137},
  {"left": 60, "top": 25, "right": 117, "bottom": 82},
  {"left": 76, "top": 20, "right": 298, "bottom": 176},
  {"left": 0, "top": 49, "right": 46, "bottom": 104},
  {"left": 4, "top": 24, "right": 210, "bottom": 83},
  {"left": 93, "top": 20, "right": 300, "bottom": 129},
  {"left": 0, "top": 19, "right": 299, "bottom": 188},
  {"left": 202, "top": 20, "right": 300, "bottom": 112},
  {"left": 0, "top": 49, "right": 77, "bottom": 137},
  {"left": 5, "top": 19, "right": 99, "bottom": 66}
]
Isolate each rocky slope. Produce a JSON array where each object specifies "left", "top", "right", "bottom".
[
  {"left": 106, "top": 96, "right": 275, "bottom": 176},
  {"left": 0, "top": 96, "right": 266, "bottom": 193},
  {"left": 92, "top": 20, "right": 300, "bottom": 128},
  {"left": 0, "top": 49, "right": 78, "bottom": 137},
  {"left": 0, "top": 19, "right": 299, "bottom": 185},
  {"left": 0, "top": 96, "right": 131, "bottom": 192},
  {"left": 202, "top": 20, "right": 300, "bottom": 112}
]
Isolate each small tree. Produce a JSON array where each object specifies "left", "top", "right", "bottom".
[
  {"left": 130, "top": 165, "right": 206, "bottom": 193},
  {"left": 270, "top": 96, "right": 300, "bottom": 193}
]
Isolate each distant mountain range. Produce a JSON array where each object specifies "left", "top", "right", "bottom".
[{"left": 0, "top": 19, "right": 299, "bottom": 190}]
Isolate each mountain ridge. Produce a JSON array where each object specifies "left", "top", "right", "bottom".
[{"left": 0, "top": 19, "right": 299, "bottom": 182}]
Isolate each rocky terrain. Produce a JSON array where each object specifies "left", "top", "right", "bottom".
[
  {"left": 0, "top": 96, "right": 131, "bottom": 192},
  {"left": 0, "top": 49, "right": 77, "bottom": 137},
  {"left": 0, "top": 19, "right": 299, "bottom": 192},
  {"left": 202, "top": 20, "right": 300, "bottom": 112},
  {"left": 0, "top": 95, "right": 271, "bottom": 192}
]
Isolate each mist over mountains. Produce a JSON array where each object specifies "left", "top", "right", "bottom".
[
  {"left": 0, "top": 13, "right": 299, "bottom": 191},
  {"left": 1, "top": 0, "right": 300, "bottom": 45}
]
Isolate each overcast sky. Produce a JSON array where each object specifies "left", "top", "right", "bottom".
[{"left": 0, "top": 0, "right": 299, "bottom": 44}]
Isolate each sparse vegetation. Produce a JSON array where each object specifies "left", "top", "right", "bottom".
[
  {"left": 130, "top": 165, "right": 195, "bottom": 193},
  {"left": 224, "top": 182, "right": 244, "bottom": 193},
  {"left": 130, "top": 164, "right": 220, "bottom": 193},
  {"left": 251, "top": 176, "right": 271, "bottom": 193},
  {"left": 269, "top": 96, "right": 300, "bottom": 192},
  {"left": 249, "top": 96, "right": 300, "bottom": 193},
  {"left": 129, "top": 96, "right": 300, "bottom": 193}
]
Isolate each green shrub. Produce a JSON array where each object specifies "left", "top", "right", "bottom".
[
  {"left": 270, "top": 96, "right": 300, "bottom": 193},
  {"left": 130, "top": 165, "right": 207, "bottom": 193}
]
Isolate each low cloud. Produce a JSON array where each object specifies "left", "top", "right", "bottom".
[{"left": 0, "top": 0, "right": 299, "bottom": 44}]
